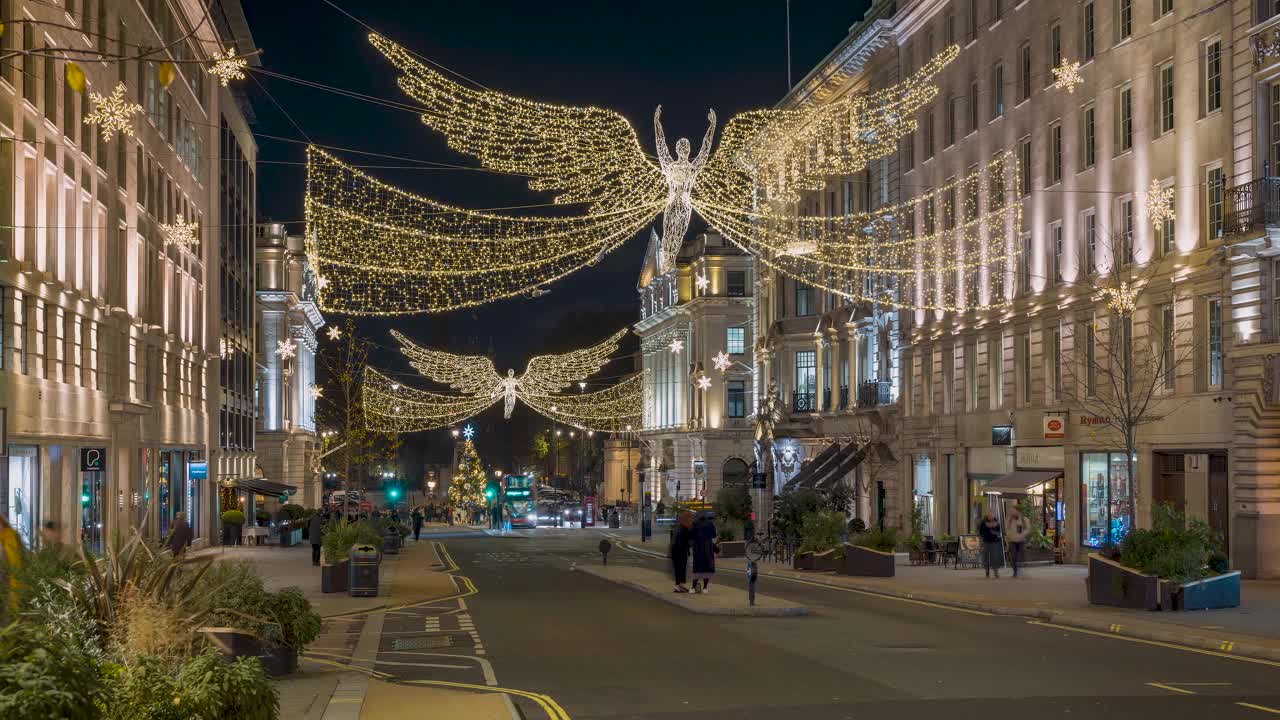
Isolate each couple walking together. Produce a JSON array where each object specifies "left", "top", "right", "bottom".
[{"left": 670, "top": 510, "right": 718, "bottom": 593}]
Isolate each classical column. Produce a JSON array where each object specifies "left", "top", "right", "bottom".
[
  {"left": 813, "top": 333, "right": 826, "bottom": 415},
  {"left": 827, "top": 327, "right": 842, "bottom": 414}
]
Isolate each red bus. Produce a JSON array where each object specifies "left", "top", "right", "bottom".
[{"left": 502, "top": 475, "right": 537, "bottom": 528}]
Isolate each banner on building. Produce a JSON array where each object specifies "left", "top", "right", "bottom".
[{"left": 1043, "top": 415, "right": 1066, "bottom": 439}]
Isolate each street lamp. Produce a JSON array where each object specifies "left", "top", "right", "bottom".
[
  {"left": 427, "top": 480, "right": 437, "bottom": 495},
  {"left": 451, "top": 428, "right": 460, "bottom": 438}
]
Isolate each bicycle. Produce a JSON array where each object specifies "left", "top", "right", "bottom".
[{"left": 746, "top": 531, "right": 790, "bottom": 563}]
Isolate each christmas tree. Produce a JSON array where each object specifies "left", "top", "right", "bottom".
[{"left": 449, "top": 438, "right": 487, "bottom": 510}]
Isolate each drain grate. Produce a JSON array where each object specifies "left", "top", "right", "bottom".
[{"left": 392, "top": 635, "right": 455, "bottom": 650}]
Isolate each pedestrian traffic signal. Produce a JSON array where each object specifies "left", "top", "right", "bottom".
[
  {"left": 484, "top": 487, "right": 496, "bottom": 500},
  {"left": 388, "top": 487, "right": 401, "bottom": 500}
]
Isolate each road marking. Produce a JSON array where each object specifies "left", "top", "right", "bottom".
[
  {"left": 613, "top": 540, "right": 992, "bottom": 617},
  {"left": 404, "top": 680, "right": 571, "bottom": 720},
  {"left": 1221, "top": 641, "right": 1235, "bottom": 652},
  {"left": 377, "top": 651, "right": 498, "bottom": 686},
  {"left": 1146, "top": 683, "right": 1196, "bottom": 695},
  {"left": 1028, "top": 621, "right": 1280, "bottom": 668},
  {"left": 373, "top": 659, "right": 471, "bottom": 670},
  {"left": 1238, "top": 703, "right": 1280, "bottom": 715}
]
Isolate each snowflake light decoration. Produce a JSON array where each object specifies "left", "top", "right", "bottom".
[
  {"left": 695, "top": 375, "right": 712, "bottom": 390},
  {"left": 208, "top": 47, "right": 248, "bottom": 87},
  {"left": 1052, "top": 60, "right": 1083, "bottom": 94},
  {"left": 462, "top": 424, "right": 476, "bottom": 440},
  {"left": 316, "top": 276, "right": 329, "bottom": 290},
  {"left": 695, "top": 273, "right": 709, "bottom": 291},
  {"left": 218, "top": 338, "right": 229, "bottom": 358},
  {"left": 84, "top": 82, "right": 144, "bottom": 141},
  {"left": 1145, "top": 179, "right": 1175, "bottom": 228},
  {"left": 712, "top": 351, "right": 732, "bottom": 372},
  {"left": 309, "top": 384, "right": 324, "bottom": 400},
  {"left": 1103, "top": 281, "right": 1140, "bottom": 316},
  {"left": 275, "top": 339, "right": 297, "bottom": 360},
  {"left": 326, "top": 326, "right": 342, "bottom": 341},
  {"left": 160, "top": 216, "right": 198, "bottom": 251},
  {"left": 669, "top": 338, "right": 684, "bottom": 354}
]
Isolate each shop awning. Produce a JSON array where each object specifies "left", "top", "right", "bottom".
[
  {"left": 230, "top": 477, "right": 298, "bottom": 497},
  {"left": 982, "top": 470, "right": 1062, "bottom": 495}
]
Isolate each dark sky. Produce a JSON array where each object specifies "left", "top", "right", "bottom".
[{"left": 240, "top": 0, "right": 870, "bottom": 468}]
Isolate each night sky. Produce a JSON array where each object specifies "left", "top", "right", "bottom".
[{"left": 240, "top": 0, "right": 870, "bottom": 470}]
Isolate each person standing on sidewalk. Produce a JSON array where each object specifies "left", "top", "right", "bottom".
[
  {"left": 1005, "top": 506, "right": 1029, "bottom": 577},
  {"left": 309, "top": 511, "right": 325, "bottom": 566},
  {"left": 690, "top": 511, "right": 719, "bottom": 594},
  {"left": 670, "top": 510, "right": 694, "bottom": 593},
  {"left": 167, "top": 513, "right": 194, "bottom": 557},
  {"left": 979, "top": 513, "right": 1003, "bottom": 578},
  {"left": 411, "top": 506, "right": 424, "bottom": 542}
]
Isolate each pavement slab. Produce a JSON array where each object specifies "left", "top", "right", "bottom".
[{"left": 574, "top": 563, "right": 808, "bottom": 616}]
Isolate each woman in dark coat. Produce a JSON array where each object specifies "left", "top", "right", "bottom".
[
  {"left": 979, "top": 513, "right": 1004, "bottom": 578},
  {"left": 690, "top": 511, "right": 718, "bottom": 593},
  {"left": 670, "top": 510, "right": 694, "bottom": 593}
]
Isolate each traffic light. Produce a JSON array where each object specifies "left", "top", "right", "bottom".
[
  {"left": 484, "top": 487, "right": 496, "bottom": 501},
  {"left": 388, "top": 486, "right": 401, "bottom": 500}
]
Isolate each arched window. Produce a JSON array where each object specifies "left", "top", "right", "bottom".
[{"left": 722, "top": 458, "right": 750, "bottom": 488}]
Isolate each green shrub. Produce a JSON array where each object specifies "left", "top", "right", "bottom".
[
  {"left": 0, "top": 621, "right": 105, "bottom": 720},
  {"left": 852, "top": 527, "right": 900, "bottom": 553},
  {"left": 908, "top": 501, "right": 925, "bottom": 551},
  {"left": 717, "top": 519, "right": 742, "bottom": 542},
  {"left": 798, "top": 510, "right": 845, "bottom": 555},
  {"left": 219, "top": 510, "right": 245, "bottom": 526},
  {"left": 847, "top": 517, "right": 867, "bottom": 534},
  {"left": 200, "top": 563, "right": 319, "bottom": 652},
  {"left": 105, "top": 651, "right": 278, "bottom": 720},
  {"left": 714, "top": 484, "right": 751, "bottom": 524},
  {"left": 281, "top": 504, "right": 307, "bottom": 522},
  {"left": 320, "top": 520, "right": 379, "bottom": 564},
  {"left": 1118, "top": 503, "right": 1222, "bottom": 583},
  {"left": 13, "top": 544, "right": 83, "bottom": 612},
  {"left": 773, "top": 488, "right": 822, "bottom": 538},
  {"left": 264, "top": 588, "right": 321, "bottom": 651}
]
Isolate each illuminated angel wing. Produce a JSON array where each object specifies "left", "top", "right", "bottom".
[
  {"left": 369, "top": 33, "right": 666, "bottom": 214},
  {"left": 391, "top": 330, "right": 502, "bottom": 397},
  {"left": 516, "top": 328, "right": 627, "bottom": 396},
  {"left": 363, "top": 368, "right": 499, "bottom": 432}
]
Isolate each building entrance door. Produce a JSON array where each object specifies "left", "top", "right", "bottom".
[
  {"left": 1209, "top": 453, "right": 1229, "bottom": 553},
  {"left": 1153, "top": 453, "right": 1186, "bottom": 513}
]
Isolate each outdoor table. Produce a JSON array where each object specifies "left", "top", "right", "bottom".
[{"left": 243, "top": 527, "right": 270, "bottom": 546}]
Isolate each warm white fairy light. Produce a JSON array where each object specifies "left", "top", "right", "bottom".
[
  {"left": 695, "top": 375, "right": 712, "bottom": 390},
  {"left": 310, "top": 384, "right": 324, "bottom": 400},
  {"left": 1103, "top": 281, "right": 1140, "bottom": 316},
  {"left": 208, "top": 47, "right": 248, "bottom": 86},
  {"left": 84, "top": 82, "right": 143, "bottom": 141},
  {"left": 669, "top": 338, "right": 684, "bottom": 354},
  {"left": 712, "top": 351, "right": 731, "bottom": 372},
  {"left": 316, "top": 276, "right": 329, "bottom": 290},
  {"left": 696, "top": 273, "right": 709, "bottom": 291},
  {"left": 160, "top": 216, "right": 198, "bottom": 251},
  {"left": 326, "top": 326, "right": 342, "bottom": 341},
  {"left": 1145, "top": 179, "right": 1175, "bottom": 228},
  {"left": 275, "top": 339, "right": 297, "bottom": 360},
  {"left": 1052, "top": 60, "right": 1083, "bottom": 94},
  {"left": 218, "top": 338, "right": 229, "bottom": 359}
]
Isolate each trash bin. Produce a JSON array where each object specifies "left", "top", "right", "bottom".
[
  {"left": 608, "top": 509, "right": 620, "bottom": 528},
  {"left": 381, "top": 526, "right": 401, "bottom": 555},
  {"left": 348, "top": 544, "right": 380, "bottom": 597}
]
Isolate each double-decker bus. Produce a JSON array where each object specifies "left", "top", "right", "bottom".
[{"left": 502, "top": 474, "right": 537, "bottom": 528}]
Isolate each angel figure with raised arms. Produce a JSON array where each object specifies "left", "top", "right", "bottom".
[{"left": 654, "top": 106, "right": 716, "bottom": 274}]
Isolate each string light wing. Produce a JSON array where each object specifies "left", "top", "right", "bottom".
[
  {"left": 1145, "top": 179, "right": 1175, "bottom": 227},
  {"left": 363, "top": 368, "right": 499, "bottom": 432},
  {"left": 517, "top": 328, "right": 627, "bottom": 396},
  {"left": 515, "top": 371, "right": 647, "bottom": 433}
]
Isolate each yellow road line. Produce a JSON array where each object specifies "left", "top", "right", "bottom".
[
  {"left": 615, "top": 540, "right": 992, "bottom": 617},
  {"left": 1238, "top": 703, "right": 1280, "bottom": 715},
  {"left": 300, "top": 653, "right": 392, "bottom": 679},
  {"left": 1028, "top": 621, "right": 1280, "bottom": 668},
  {"left": 1146, "top": 682, "right": 1196, "bottom": 695},
  {"left": 404, "top": 679, "right": 571, "bottom": 720}
]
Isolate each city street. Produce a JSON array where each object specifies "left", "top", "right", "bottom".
[{"left": 341, "top": 529, "right": 1280, "bottom": 719}]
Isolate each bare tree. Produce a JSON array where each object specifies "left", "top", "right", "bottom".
[
  {"left": 844, "top": 414, "right": 896, "bottom": 528},
  {"left": 1060, "top": 230, "right": 1195, "bottom": 544}
]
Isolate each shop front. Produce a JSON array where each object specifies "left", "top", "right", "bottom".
[
  {"left": 912, "top": 454, "right": 935, "bottom": 536},
  {"left": 1080, "top": 451, "right": 1134, "bottom": 549},
  {"left": 965, "top": 447, "right": 1012, "bottom": 534},
  {"left": 3, "top": 445, "right": 41, "bottom": 547},
  {"left": 79, "top": 447, "right": 107, "bottom": 555}
]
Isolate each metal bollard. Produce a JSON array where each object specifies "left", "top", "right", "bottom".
[{"left": 746, "top": 559, "right": 758, "bottom": 606}]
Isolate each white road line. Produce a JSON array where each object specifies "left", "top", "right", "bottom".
[
  {"left": 373, "top": 660, "right": 471, "bottom": 670},
  {"left": 380, "top": 651, "right": 498, "bottom": 686}
]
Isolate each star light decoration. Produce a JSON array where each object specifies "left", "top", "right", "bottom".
[
  {"left": 309, "top": 384, "right": 324, "bottom": 400},
  {"left": 668, "top": 338, "right": 684, "bottom": 354},
  {"left": 275, "top": 339, "right": 297, "bottom": 360},
  {"left": 207, "top": 47, "right": 248, "bottom": 86},
  {"left": 326, "top": 326, "right": 342, "bottom": 341},
  {"left": 306, "top": 36, "right": 978, "bottom": 315},
  {"left": 1053, "top": 60, "right": 1083, "bottom": 94},
  {"left": 1145, "top": 179, "right": 1175, "bottom": 228},
  {"left": 695, "top": 375, "right": 712, "bottom": 390},
  {"left": 161, "top": 216, "right": 198, "bottom": 251},
  {"left": 695, "top": 273, "right": 709, "bottom": 292},
  {"left": 712, "top": 351, "right": 732, "bottom": 372},
  {"left": 461, "top": 424, "right": 475, "bottom": 440},
  {"left": 84, "top": 82, "right": 144, "bottom": 141}
]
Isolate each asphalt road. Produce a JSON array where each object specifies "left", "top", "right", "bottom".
[{"left": 371, "top": 528, "right": 1280, "bottom": 719}]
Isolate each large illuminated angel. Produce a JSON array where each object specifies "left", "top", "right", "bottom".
[{"left": 307, "top": 35, "right": 973, "bottom": 315}]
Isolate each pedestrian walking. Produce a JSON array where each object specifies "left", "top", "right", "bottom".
[
  {"left": 1005, "top": 506, "right": 1030, "bottom": 578},
  {"left": 166, "top": 513, "right": 194, "bottom": 557},
  {"left": 309, "top": 511, "right": 325, "bottom": 566},
  {"left": 979, "top": 512, "right": 1004, "bottom": 578},
  {"left": 690, "top": 511, "right": 719, "bottom": 594},
  {"left": 670, "top": 510, "right": 694, "bottom": 593},
  {"left": 411, "top": 506, "right": 424, "bottom": 542}
]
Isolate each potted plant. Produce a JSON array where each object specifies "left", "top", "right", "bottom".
[
  {"left": 220, "top": 509, "right": 245, "bottom": 546},
  {"left": 200, "top": 562, "right": 322, "bottom": 676},
  {"left": 716, "top": 520, "right": 746, "bottom": 558},
  {"left": 320, "top": 520, "right": 362, "bottom": 593},
  {"left": 842, "top": 526, "right": 899, "bottom": 577}
]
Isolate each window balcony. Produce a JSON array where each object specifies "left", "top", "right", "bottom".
[
  {"left": 1225, "top": 175, "right": 1280, "bottom": 237},
  {"left": 791, "top": 392, "right": 816, "bottom": 413},
  {"left": 857, "top": 380, "right": 893, "bottom": 408}
]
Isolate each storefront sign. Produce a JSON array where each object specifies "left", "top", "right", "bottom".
[
  {"left": 1016, "top": 446, "right": 1065, "bottom": 469},
  {"left": 1043, "top": 415, "right": 1066, "bottom": 439},
  {"left": 80, "top": 448, "right": 106, "bottom": 472},
  {"left": 1077, "top": 414, "right": 1111, "bottom": 426},
  {"left": 188, "top": 461, "right": 208, "bottom": 481},
  {"left": 992, "top": 425, "right": 1013, "bottom": 446}
]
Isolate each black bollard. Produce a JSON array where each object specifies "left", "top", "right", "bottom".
[
  {"left": 599, "top": 538, "right": 612, "bottom": 565},
  {"left": 746, "top": 559, "right": 758, "bottom": 606}
]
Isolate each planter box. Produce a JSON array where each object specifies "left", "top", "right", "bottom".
[
  {"left": 258, "top": 644, "right": 299, "bottom": 677},
  {"left": 1023, "top": 548, "right": 1055, "bottom": 563},
  {"left": 811, "top": 549, "right": 840, "bottom": 572},
  {"left": 841, "top": 544, "right": 895, "bottom": 577},
  {"left": 718, "top": 541, "right": 745, "bottom": 559},
  {"left": 1175, "top": 572, "right": 1241, "bottom": 611},
  {"left": 220, "top": 524, "right": 243, "bottom": 546},
  {"left": 200, "top": 628, "right": 298, "bottom": 677},
  {"left": 793, "top": 552, "right": 814, "bottom": 571},
  {"left": 1086, "top": 554, "right": 1162, "bottom": 610},
  {"left": 321, "top": 560, "right": 349, "bottom": 594}
]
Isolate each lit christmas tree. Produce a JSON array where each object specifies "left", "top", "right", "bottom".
[{"left": 449, "top": 438, "right": 487, "bottom": 510}]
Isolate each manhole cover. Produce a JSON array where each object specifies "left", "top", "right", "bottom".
[{"left": 392, "top": 635, "right": 455, "bottom": 650}]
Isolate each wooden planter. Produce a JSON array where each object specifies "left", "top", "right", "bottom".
[
  {"left": 793, "top": 552, "right": 814, "bottom": 571},
  {"left": 841, "top": 544, "right": 895, "bottom": 577},
  {"left": 1174, "top": 572, "right": 1241, "bottom": 611},
  {"left": 1086, "top": 554, "right": 1162, "bottom": 610},
  {"left": 321, "top": 559, "right": 349, "bottom": 594},
  {"left": 793, "top": 549, "right": 839, "bottom": 572},
  {"left": 718, "top": 541, "right": 746, "bottom": 559}
]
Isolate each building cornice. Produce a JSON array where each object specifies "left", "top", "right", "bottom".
[{"left": 781, "top": 18, "right": 894, "bottom": 109}]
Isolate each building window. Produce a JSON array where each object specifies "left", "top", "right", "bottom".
[
  {"left": 726, "top": 326, "right": 745, "bottom": 355},
  {"left": 726, "top": 380, "right": 745, "bottom": 418},
  {"left": 1018, "top": 333, "right": 1031, "bottom": 406},
  {"left": 1118, "top": 84, "right": 1133, "bottom": 153},
  {"left": 1084, "top": 209, "right": 1097, "bottom": 273},
  {"left": 1020, "top": 233, "right": 1032, "bottom": 294},
  {"left": 1085, "top": 319, "right": 1097, "bottom": 396},
  {"left": 1050, "top": 122, "right": 1063, "bottom": 184},
  {"left": 1158, "top": 62, "right": 1175, "bottom": 134},
  {"left": 946, "top": 13, "right": 956, "bottom": 47},
  {"left": 1157, "top": 179, "right": 1175, "bottom": 254},
  {"left": 1050, "top": 23, "right": 1062, "bottom": 70},
  {"left": 1081, "top": 452, "right": 1133, "bottom": 547},
  {"left": 726, "top": 270, "right": 746, "bottom": 297},
  {"left": 992, "top": 63, "right": 1005, "bottom": 118},
  {"left": 795, "top": 350, "right": 816, "bottom": 398},
  {"left": 1019, "top": 42, "right": 1032, "bottom": 102},
  {"left": 944, "top": 182, "right": 956, "bottom": 230},
  {"left": 1161, "top": 303, "right": 1175, "bottom": 390},
  {"left": 1208, "top": 297, "right": 1223, "bottom": 386},
  {"left": 902, "top": 130, "right": 914, "bottom": 170},
  {"left": 923, "top": 110, "right": 935, "bottom": 160},
  {"left": 991, "top": 337, "right": 1005, "bottom": 408},
  {"left": 1206, "top": 165, "right": 1224, "bottom": 240},
  {"left": 947, "top": 95, "right": 958, "bottom": 147},
  {"left": 1083, "top": 2, "right": 1096, "bottom": 60},
  {"left": 1158, "top": 0, "right": 1173, "bottom": 17},
  {"left": 1083, "top": 104, "right": 1096, "bottom": 168},
  {"left": 1051, "top": 325, "right": 1062, "bottom": 401},
  {"left": 1118, "top": 0, "right": 1132, "bottom": 40},
  {"left": 913, "top": 456, "right": 935, "bottom": 536},
  {"left": 1119, "top": 197, "right": 1134, "bottom": 264},
  {"left": 1052, "top": 222, "right": 1064, "bottom": 283},
  {"left": 1204, "top": 39, "right": 1222, "bottom": 115},
  {"left": 969, "top": 80, "right": 980, "bottom": 133},
  {"left": 966, "top": 341, "right": 978, "bottom": 411},
  {"left": 795, "top": 282, "right": 815, "bottom": 316},
  {"left": 1019, "top": 137, "right": 1031, "bottom": 197},
  {"left": 43, "top": 56, "right": 56, "bottom": 122}
]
